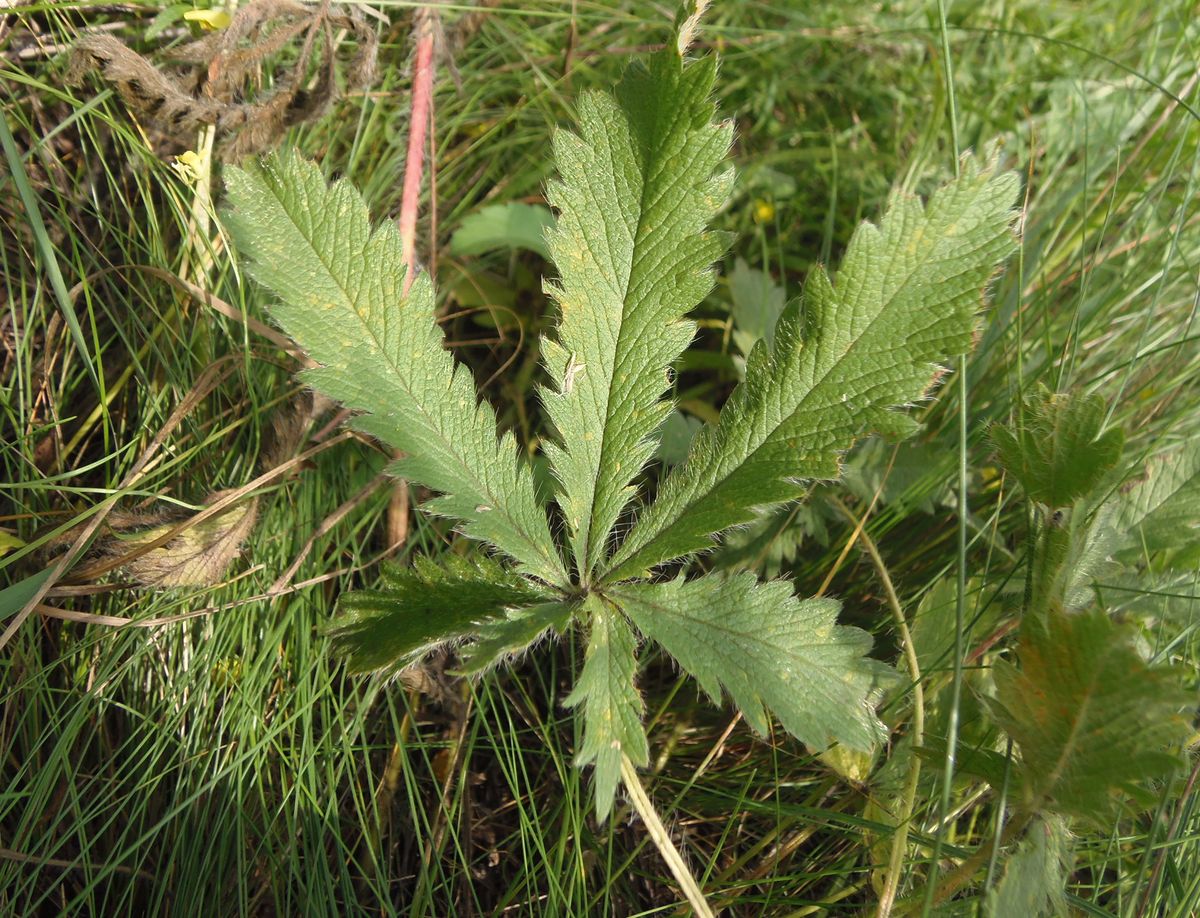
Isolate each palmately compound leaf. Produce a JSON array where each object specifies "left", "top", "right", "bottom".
[
  {"left": 989, "top": 607, "right": 1192, "bottom": 825},
  {"left": 605, "top": 156, "right": 1020, "bottom": 582},
  {"left": 610, "top": 574, "right": 894, "bottom": 753},
  {"left": 329, "top": 554, "right": 552, "bottom": 675},
  {"left": 991, "top": 385, "right": 1124, "bottom": 510},
  {"left": 541, "top": 49, "right": 732, "bottom": 580},
  {"left": 564, "top": 595, "right": 650, "bottom": 821},
  {"left": 222, "top": 151, "right": 566, "bottom": 587}
]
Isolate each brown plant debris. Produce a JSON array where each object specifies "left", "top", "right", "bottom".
[
  {"left": 66, "top": 0, "right": 378, "bottom": 157},
  {"left": 91, "top": 492, "right": 259, "bottom": 589}
]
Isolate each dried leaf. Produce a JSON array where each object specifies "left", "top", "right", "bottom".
[
  {"left": 100, "top": 492, "right": 259, "bottom": 588},
  {"left": 67, "top": 0, "right": 378, "bottom": 157}
]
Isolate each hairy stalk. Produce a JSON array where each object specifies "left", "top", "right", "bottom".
[
  {"left": 818, "top": 447, "right": 896, "bottom": 597},
  {"left": 920, "top": 810, "right": 1033, "bottom": 910},
  {"left": 397, "top": 7, "right": 437, "bottom": 287},
  {"left": 620, "top": 753, "right": 717, "bottom": 918},
  {"left": 388, "top": 4, "right": 439, "bottom": 549},
  {"left": 829, "top": 497, "right": 924, "bottom": 918}
]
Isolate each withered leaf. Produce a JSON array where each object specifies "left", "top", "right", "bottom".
[
  {"left": 102, "top": 491, "right": 259, "bottom": 589},
  {"left": 67, "top": 0, "right": 378, "bottom": 157}
]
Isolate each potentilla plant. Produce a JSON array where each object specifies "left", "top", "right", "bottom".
[{"left": 222, "top": 0, "right": 1018, "bottom": 860}]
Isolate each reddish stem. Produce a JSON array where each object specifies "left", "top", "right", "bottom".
[
  {"left": 398, "top": 10, "right": 436, "bottom": 293},
  {"left": 388, "top": 8, "right": 438, "bottom": 547}
]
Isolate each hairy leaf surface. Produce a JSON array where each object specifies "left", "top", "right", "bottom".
[
  {"left": 542, "top": 50, "right": 732, "bottom": 579},
  {"left": 1115, "top": 441, "right": 1200, "bottom": 563},
  {"left": 991, "top": 385, "right": 1124, "bottom": 509},
  {"left": 612, "top": 574, "right": 892, "bottom": 752},
  {"left": 455, "top": 601, "right": 574, "bottom": 675},
  {"left": 984, "top": 816, "right": 1072, "bottom": 918},
  {"left": 223, "top": 152, "right": 566, "bottom": 585},
  {"left": 606, "top": 157, "right": 1020, "bottom": 581},
  {"left": 564, "top": 596, "right": 649, "bottom": 821},
  {"left": 990, "top": 608, "right": 1191, "bottom": 823},
  {"left": 329, "top": 554, "right": 552, "bottom": 674}
]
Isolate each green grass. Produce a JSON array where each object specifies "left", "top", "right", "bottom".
[{"left": 3, "top": 1, "right": 1199, "bottom": 915}]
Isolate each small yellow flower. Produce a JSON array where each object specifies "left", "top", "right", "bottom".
[
  {"left": 753, "top": 199, "right": 775, "bottom": 224},
  {"left": 0, "top": 529, "right": 24, "bottom": 559},
  {"left": 173, "top": 149, "right": 204, "bottom": 183},
  {"left": 184, "top": 8, "right": 232, "bottom": 31}
]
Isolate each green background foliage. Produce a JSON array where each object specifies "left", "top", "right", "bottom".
[{"left": 2, "top": 1, "right": 1198, "bottom": 915}]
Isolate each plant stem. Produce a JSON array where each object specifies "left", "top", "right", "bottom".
[
  {"left": 928, "top": 810, "right": 1032, "bottom": 908},
  {"left": 828, "top": 497, "right": 925, "bottom": 918},
  {"left": 397, "top": 8, "right": 437, "bottom": 292},
  {"left": 389, "top": 4, "right": 439, "bottom": 549},
  {"left": 924, "top": 4, "right": 965, "bottom": 912},
  {"left": 620, "top": 753, "right": 717, "bottom": 918}
]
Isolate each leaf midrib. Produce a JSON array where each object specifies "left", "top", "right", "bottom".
[
  {"left": 577, "top": 82, "right": 690, "bottom": 575},
  {"left": 1036, "top": 640, "right": 1113, "bottom": 809},
  {"left": 611, "top": 583, "right": 871, "bottom": 733},
  {"left": 260, "top": 175, "right": 565, "bottom": 584},
  {"left": 608, "top": 184, "right": 998, "bottom": 578}
]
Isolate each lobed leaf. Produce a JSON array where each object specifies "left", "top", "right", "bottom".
[
  {"left": 729, "top": 257, "right": 787, "bottom": 357},
  {"left": 611, "top": 573, "right": 893, "bottom": 753},
  {"left": 991, "top": 385, "right": 1124, "bottom": 509},
  {"left": 605, "top": 156, "right": 1020, "bottom": 581},
  {"left": 564, "top": 596, "right": 649, "bottom": 821},
  {"left": 541, "top": 49, "right": 732, "bottom": 580},
  {"left": 989, "top": 607, "right": 1192, "bottom": 824},
  {"left": 984, "top": 816, "right": 1072, "bottom": 918},
  {"left": 1115, "top": 441, "right": 1200, "bottom": 564},
  {"left": 455, "top": 601, "right": 575, "bottom": 675},
  {"left": 329, "top": 554, "right": 552, "bottom": 675},
  {"left": 222, "top": 151, "right": 566, "bottom": 586},
  {"left": 449, "top": 202, "right": 555, "bottom": 261}
]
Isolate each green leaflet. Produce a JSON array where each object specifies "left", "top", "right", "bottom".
[
  {"left": 611, "top": 574, "right": 893, "bottom": 753},
  {"left": 329, "top": 554, "right": 552, "bottom": 675},
  {"left": 984, "top": 816, "right": 1072, "bottom": 918},
  {"left": 729, "top": 257, "right": 786, "bottom": 357},
  {"left": 1115, "top": 441, "right": 1200, "bottom": 564},
  {"left": 541, "top": 50, "right": 732, "bottom": 580},
  {"left": 605, "top": 156, "right": 1020, "bottom": 581},
  {"left": 989, "top": 607, "right": 1191, "bottom": 824},
  {"left": 564, "top": 595, "right": 649, "bottom": 821},
  {"left": 449, "top": 202, "right": 555, "bottom": 261},
  {"left": 991, "top": 385, "right": 1124, "bottom": 510},
  {"left": 455, "top": 601, "right": 575, "bottom": 675},
  {"left": 222, "top": 152, "right": 566, "bottom": 587}
]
